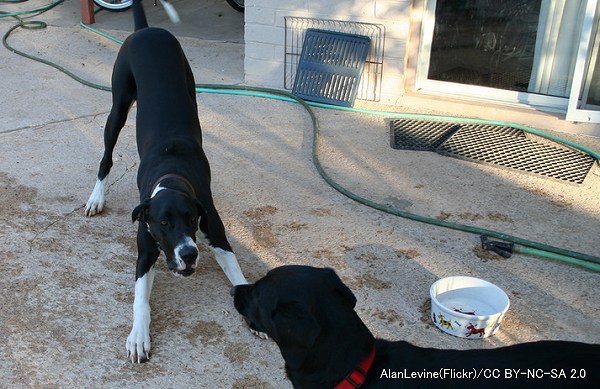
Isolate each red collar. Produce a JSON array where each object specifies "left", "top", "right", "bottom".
[{"left": 334, "top": 346, "right": 376, "bottom": 389}]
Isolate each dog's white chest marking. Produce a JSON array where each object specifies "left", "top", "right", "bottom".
[{"left": 151, "top": 184, "right": 165, "bottom": 198}]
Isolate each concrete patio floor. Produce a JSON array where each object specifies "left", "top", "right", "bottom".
[{"left": 1, "top": 1, "right": 599, "bottom": 387}]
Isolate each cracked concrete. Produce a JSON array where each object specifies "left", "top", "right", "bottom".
[{"left": 1, "top": 1, "right": 599, "bottom": 388}]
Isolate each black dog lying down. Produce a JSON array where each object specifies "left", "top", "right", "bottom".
[{"left": 232, "top": 265, "right": 599, "bottom": 388}]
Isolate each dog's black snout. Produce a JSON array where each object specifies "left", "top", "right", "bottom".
[{"left": 231, "top": 283, "right": 251, "bottom": 297}]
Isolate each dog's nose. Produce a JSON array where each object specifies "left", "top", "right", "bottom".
[{"left": 180, "top": 246, "right": 198, "bottom": 264}]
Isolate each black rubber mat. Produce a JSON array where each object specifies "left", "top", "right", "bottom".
[{"left": 390, "top": 119, "right": 595, "bottom": 184}]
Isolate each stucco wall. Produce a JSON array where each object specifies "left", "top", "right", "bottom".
[{"left": 244, "top": 0, "right": 413, "bottom": 105}]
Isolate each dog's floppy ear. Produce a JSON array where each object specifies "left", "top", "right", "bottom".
[
  {"left": 325, "top": 267, "right": 357, "bottom": 308},
  {"left": 272, "top": 301, "right": 320, "bottom": 369},
  {"left": 131, "top": 199, "right": 151, "bottom": 223}
]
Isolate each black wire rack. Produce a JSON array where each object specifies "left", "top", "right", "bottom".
[
  {"left": 285, "top": 16, "right": 385, "bottom": 102},
  {"left": 292, "top": 29, "right": 371, "bottom": 107}
]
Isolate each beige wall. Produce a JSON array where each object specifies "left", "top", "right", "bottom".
[{"left": 244, "top": 0, "right": 414, "bottom": 105}]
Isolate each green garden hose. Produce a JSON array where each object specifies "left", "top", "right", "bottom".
[
  {"left": 0, "top": 0, "right": 62, "bottom": 17},
  {"left": 2, "top": 4, "right": 599, "bottom": 272},
  {"left": 195, "top": 84, "right": 600, "bottom": 273}
]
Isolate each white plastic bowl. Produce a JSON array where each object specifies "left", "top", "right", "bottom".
[{"left": 430, "top": 276, "right": 510, "bottom": 339}]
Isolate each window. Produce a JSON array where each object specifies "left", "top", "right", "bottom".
[{"left": 417, "top": 0, "right": 600, "bottom": 123}]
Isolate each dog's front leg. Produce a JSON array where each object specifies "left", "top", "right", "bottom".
[
  {"left": 126, "top": 226, "right": 159, "bottom": 363},
  {"left": 198, "top": 204, "right": 248, "bottom": 286},
  {"left": 213, "top": 247, "right": 248, "bottom": 286},
  {"left": 126, "top": 266, "right": 155, "bottom": 363}
]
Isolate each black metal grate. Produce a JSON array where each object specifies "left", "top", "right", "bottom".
[
  {"left": 390, "top": 119, "right": 460, "bottom": 151},
  {"left": 390, "top": 119, "right": 595, "bottom": 184},
  {"left": 292, "top": 29, "right": 371, "bottom": 107},
  {"left": 285, "top": 17, "right": 385, "bottom": 102}
]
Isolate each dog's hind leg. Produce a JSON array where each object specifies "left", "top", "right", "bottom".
[
  {"left": 85, "top": 60, "right": 135, "bottom": 216},
  {"left": 126, "top": 225, "right": 160, "bottom": 363}
]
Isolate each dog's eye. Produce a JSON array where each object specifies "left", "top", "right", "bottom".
[
  {"left": 190, "top": 217, "right": 197, "bottom": 225},
  {"left": 160, "top": 220, "right": 168, "bottom": 227}
]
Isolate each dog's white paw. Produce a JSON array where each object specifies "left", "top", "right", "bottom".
[
  {"left": 126, "top": 324, "right": 151, "bottom": 363},
  {"left": 84, "top": 178, "right": 106, "bottom": 217},
  {"left": 127, "top": 270, "right": 154, "bottom": 363},
  {"left": 251, "top": 328, "right": 269, "bottom": 340}
]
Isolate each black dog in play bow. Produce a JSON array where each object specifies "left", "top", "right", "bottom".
[
  {"left": 232, "top": 265, "right": 599, "bottom": 388},
  {"left": 84, "top": 0, "right": 248, "bottom": 363}
]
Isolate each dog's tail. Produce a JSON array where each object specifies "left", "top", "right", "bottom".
[
  {"left": 133, "top": 0, "right": 180, "bottom": 31},
  {"left": 160, "top": 0, "right": 180, "bottom": 24}
]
